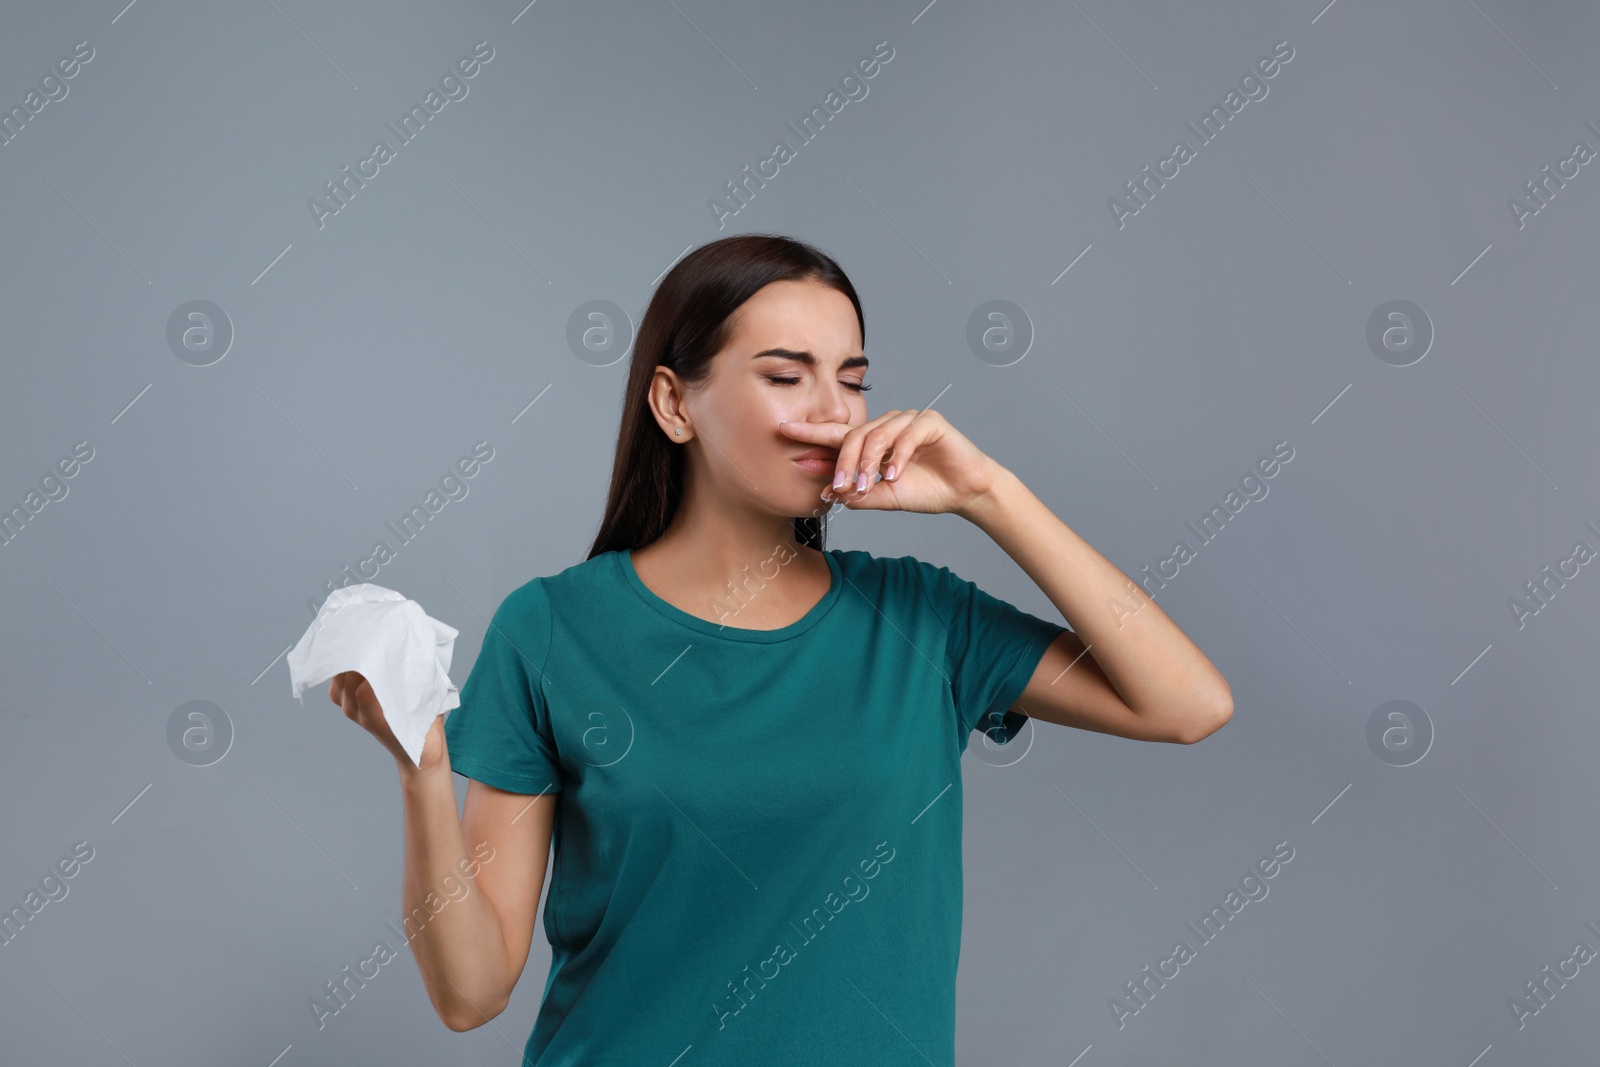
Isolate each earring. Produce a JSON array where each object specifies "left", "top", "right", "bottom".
[{"left": 675, "top": 429, "right": 682, "bottom": 435}]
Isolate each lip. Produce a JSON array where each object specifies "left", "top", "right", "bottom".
[{"left": 791, "top": 449, "right": 838, "bottom": 477}]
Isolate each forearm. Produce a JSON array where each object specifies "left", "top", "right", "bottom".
[
  {"left": 960, "top": 464, "right": 1233, "bottom": 725},
  {"left": 397, "top": 761, "right": 513, "bottom": 1027}
]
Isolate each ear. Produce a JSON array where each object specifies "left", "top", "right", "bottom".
[{"left": 647, "top": 366, "right": 690, "bottom": 435}]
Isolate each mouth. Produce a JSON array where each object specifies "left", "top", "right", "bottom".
[{"left": 791, "top": 449, "right": 838, "bottom": 477}]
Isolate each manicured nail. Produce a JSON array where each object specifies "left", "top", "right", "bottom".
[
  {"left": 834, "top": 469, "right": 849, "bottom": 489},
  {"left": 884, "top": 464, "right": 897, "bottom": 481},
  {"left": 855, "top": 471, "right": 868, "bottom": 492}
]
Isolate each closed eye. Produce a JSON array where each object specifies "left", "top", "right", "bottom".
[{"left": 763, "top": 374, "right": 872, "bottom": 392}]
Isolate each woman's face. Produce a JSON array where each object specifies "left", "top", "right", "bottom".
[{"left": 674, "top": 278, "right": 870, "bottom": 517}]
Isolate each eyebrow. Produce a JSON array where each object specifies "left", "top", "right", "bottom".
[{"left": 751, "top": 347, "right": 869, "bottom": 371}]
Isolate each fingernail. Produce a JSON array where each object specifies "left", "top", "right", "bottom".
[
  {"left": 885, "top": 464, "right": 897, "bottom": 481},
  {"left": 855, "top": 471, "right": 868, "bottom": 492},
  {"left": 834, "top": 469, "right": 849, "bottom": 489}
]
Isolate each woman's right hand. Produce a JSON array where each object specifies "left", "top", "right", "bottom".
[{"left": 328, "top": 671, "right": 448, "bottom": 775}]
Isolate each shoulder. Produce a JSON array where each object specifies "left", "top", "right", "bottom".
[
  {"left": 492, "top": 552, "right": 614, "bottom": 624},
  {"left": 828, "top": 548, "right": 956, "bottom": 618},
  {"left": 829, "top": 547, "right": 924, "bottom": 574}
]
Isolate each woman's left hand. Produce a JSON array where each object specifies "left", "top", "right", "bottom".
[{"left": 778, "top": 408, "right": 1004, "bottom": 517}]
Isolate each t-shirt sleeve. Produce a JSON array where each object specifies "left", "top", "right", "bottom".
[
  {"left": 911, "top": 556, "right": 1071, "bottom": 750},
  {"left": 443, "top": 581, "right": 563, "bottom": 795}
]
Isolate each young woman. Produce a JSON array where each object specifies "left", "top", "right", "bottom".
[{"left": 328, "top": 233, "right": 1232, "bottom": 1065}]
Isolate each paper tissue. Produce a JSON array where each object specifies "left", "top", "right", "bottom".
[{"left": 287, "top": 584, "right": 460, "bottom": 768}]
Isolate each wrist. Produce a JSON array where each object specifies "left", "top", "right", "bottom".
[
  {"left": 397, "top": 754, "right": 453, "bottom": 796},
  {"left": 957, "top": 462, "right": 1022, "bottom": 528}
]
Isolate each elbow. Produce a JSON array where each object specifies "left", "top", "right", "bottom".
[
  {"left": 1180, "top": 694, "right": 1233, "bottom": 744},
  {"left": 439, "top": 991, "right": 508, "bottom": 1033},
  {"left": 442, "top": 1007, "right": 497, "bottom": 1033}
]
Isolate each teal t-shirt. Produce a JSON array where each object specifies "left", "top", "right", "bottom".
[{"left": 443, "top": 546, "right": 1069, "bottom": 1066}]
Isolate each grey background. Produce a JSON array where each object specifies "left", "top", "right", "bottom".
[{"left": 2, "top": 0, "right": 1597, "bottom": 1063}]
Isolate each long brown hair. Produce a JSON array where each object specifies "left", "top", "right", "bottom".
[{"left": 585, "top": 234, "right": 866, "bottom": 560}]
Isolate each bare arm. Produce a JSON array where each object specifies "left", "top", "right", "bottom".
[
  {"left": 398, "top": 732, "right": 557, "bottom": 1030},
  {"left": 790, "top": 407, "right": 1231, "bottom": 745},
  {"left": 960, "top": 467, "right": 1234, "bottom": 744},
  {"left": 331, "top": 673, "right": 557, "bottom": 1032}
]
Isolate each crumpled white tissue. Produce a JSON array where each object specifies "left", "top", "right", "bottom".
[{"left": 287, "top": 584, "right": 460, "bottom": 768}]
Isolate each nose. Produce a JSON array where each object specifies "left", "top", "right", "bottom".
[{"left": 817, "top": 380, "right": 856, "bottom": 425}]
